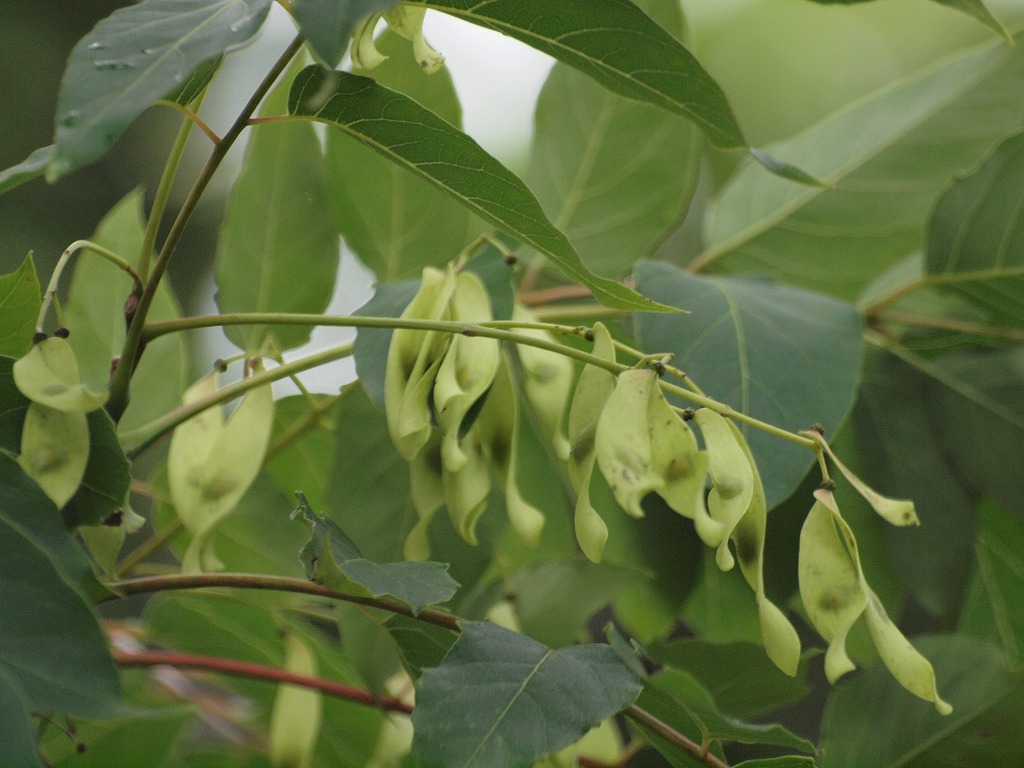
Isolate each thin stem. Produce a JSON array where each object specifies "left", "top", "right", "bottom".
[
  {"left": 531, "top": 303, "right": 626, "bottom": 322},
  {"left": 105, "top": 573, "right": 462, "bottom": 632},
  {"left": 155, "top": 101, "right": 221, "bottom": 143},
  {"left": 857, "top": 274, "right": 930, "bottom": 316},
  {"left": 114, "top": 519, "right": 181, "bottom": 578},
  {"left": 121, "top": 342, "right": 354, "bottom": 459},
  {"left": 37, "top": 241, "right": 141, "bottom": 332},
  {"left": 113, "top": 649, "right": 413, "bottom": 714},
  {"left": 139, "top": 97, "right": 206, "bottom": 281},
  {"left": 875, "top": 310, "right": 1024, "bottom": 344},
  {"left": 520, "top": 282, "right": 597, "bottom": 306},
  {"left": 623, "top": 705, "right": 732, "bottom": 768},
  {"left": 107, "top": 35, "right": 305, "bottom": 422},
  {"left": 142, "top": 312, "right": 817, "bottom": 450}
]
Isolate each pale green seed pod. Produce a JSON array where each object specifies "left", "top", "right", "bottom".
[
  {"left": 18, "top": 402, "right": 89, "bottom": 508},
  {"left": 433, "top": 272, "right": 500, "bottom": 473},
  {"left": 804, "top": 489, "right": 951, "bottom": 714},
  {"left": 799, "top": 491, "right": 867, "bottom": 682},
  {"left": 693, "top": 408, "right": 753, "bottom": 563},
  {"left": 475, "top": 355, "right": 545, "bottom": 546},
  {"left": 269, "top": 631, "right": 323, "bottom": 768},
  {"left": 350, "top": 14, "right": 388, "bottom": 70},
  {"left": 513, "top": 306, "right": 573, "bottom": 461},
  {"left": 13, "top": 337, "right": 107, "bottom": 413},
  {"left": 441, "top": 427, "right": 491, "bottom": 546},
  {"left": 168, "top": 366, "right": 275, "bottom": 573},
  {"left": 728, "top": 423, "right": 801, "bottom": 677},
  {"left": 566, "top": 323, "right": 616, "bottom": 562},
  {"left": 595, "top": 369, "right": 710, "bottom": 539},
  {"left": 384, "top": 267, "right": 456, "bottom": 461},
  {"left": 383, "top": 5, "right": 445, "bottom": 73},
  {"left": 404, "top": 433, "right": 444, "bottom": 561}
]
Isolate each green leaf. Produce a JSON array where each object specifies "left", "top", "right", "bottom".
[
  {"left": 853, "top": 349, "right": 975, "bottom": 618},
  {"left": 353, "top": 281, "right": 420, "bottom": 410},
  {"left": 418, "top": 0, "right": 745, "bottom": 149},
  {"left": 63, "top": 408, "right": 131, "bottom": 528},
  {"left": 42, "top": 706, "right": 193, "bottom": 768},
  {"left": 635, "top": 263, "right": 863, "bottom": 509},
  {"left": 0, "top": 670, "right": 44, "bottom": 768},
  {"left": 638, "top": 669, "right": 815, "bottom": 753},
  {"left": 505, "top": 560, "right": 641, "bottom": 648},
  {"left": 326, "top": 31, "right": 476, "bottom": 282},
  {"left": 734, "top": 759, "right": 816, "bottom": 768},
  {"left": 64, "top": 190, "right": 188, "bottom": 434},
  {"left": 412, "top": 621, "right": 643, "bottom": 768},
  {"left": 959, "top": 503, "right": 1024, "bottom": 664},
  {"left": 0, "top": 450, "right": 110, "bottom": 602},
  {"left": 647, "top": 639, "right": 810, "bottom": 718},
  {"left": 288, "top": 65, "right": 672, "bottom": 313},
  {"left": 925, "top": 130, "right": 1024, "bottom": 327},
  {"left": 215, "top": 63, "right": 339, "bottom": 353},
  {"left": 18, "top": 403, "right": 89, "bottom": 509},
  {"left": 13, "top": 337, "right": 108, "bottom": 413},
  {"left": 0, "top": 254, "right": 41, "bottom": 358},
  {"left": 819, "top": 635, "right": 1023, "bottom": 768},
  {"left": 384, "top": 613, "right": 457, "bottom": 677},
  {"left": 294, "top": 494, "right": 459, "bottom": 614},
  {"left": 524, "top": 0, "right": 700, "bottom": 278},
  {"left": 0, "top": 506, "right": 121, "bottom": 717},
  {"left": 48, "top": 0, "right": 272, "bottom": 180},
  {"left": 293, "top": 0, "right": 402, "bottom": 68},
  {"left": 157, "top": 54, "right": 223, "bottom": 107},
  {"left": 700, "top": 33, "right": 1024, "bottom": 299},
  {"left": 0, "top": 145, "right": 53, "bottom": 197},
  {"left": 264, "top": 393, "right": 340, "bottom": 515},
  {"left": 804, "top": 0, "right": 1010, "bottom": 41}
]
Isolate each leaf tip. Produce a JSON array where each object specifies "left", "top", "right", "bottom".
[{"left": 749, "top": 148, "right": 830, "bottom": 188}]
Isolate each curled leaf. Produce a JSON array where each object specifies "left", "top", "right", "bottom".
[
  {"left": 18, "top": 402, "right": 89, "bottom": 508},
  {"left": 384, "top": 266, "right": 455, "bottom": 461},
  {"left": 693, "top": 408, "right": 753, "bottom": 566},
  {"left": 567, "top": 323, "right": 616, "bottom": 562},
  {"left": 809, "top": 431, "right": 918, "bottom": 526},
  {"left": 13, "top": 337, "right": 108, "bottom": 413}
]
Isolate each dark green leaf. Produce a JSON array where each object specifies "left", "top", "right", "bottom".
[
  {"left": 288, "top": 65, "right": 672, "bottom": 313},
  {"left": 264, "top": 394, "right": 340, "bottom": 515},
  {"left": 293, "top": 0, "right": 401, "bottom": 68},
  {"left": 63, "top": 408, "right": 131, "bottom": 528},
  {"left": 0, "top": 253, "right": 41, "bottom": 359},
  {"left": 158, "top": 54, "right": 224, "bottom": 107},
  {"left": 0, "top": 451, "right": 110, "bottom": 602},
  {"left": 384, "top": 613, "right": 457, "bottom": 677},
  {"left": 419, "top": 0, "right": 745, "bottom": 148},
  {"left": 0, "top": 356, "right": 30, "bottom": 454},
  {"left": 635, "top": 262, "right": 863, "bottom": 508},
  {"left": 0, "top": 670, "right": 44, "bottom": 768},
  {"left": 819, "top": 635, "right": 1023, "bottom": 768},
  {"left": 804, "top": 0, "right": 1010, "bottom": 40},
  {"left": 216, "top": 63, "right": 339, "bottom": 353},
  {"left": 734, "top": 759, "right": 816, "bottom": 768},
  {"left": 506, "top": 559, "right": 641, "bottom": 648},
  {"left": 43, "top": 706, "right": 193, "bottom": 767},
  {"left": 959, "top": 503, "right": 1024, "bottom": 665},
  {"left": 0, "top": 145, "right": 53, "bottom": 196},
  {"left": 682, "top": 551, "right": 761, "bottom": 644},
  {"left": 412, "top": 621, "right": 643, "bottom": 768},
  {"left": 524, "top": 0, "right": 700, "bottom": 278},
  {"left": 0, "top": 504, "right": 121, "bottom": 716},
  {"left": 648, "top": 639, "right": 810, "bottom": 718},
  {"left": 49, "top": 0, "right": 272, "bottom": 180},
  {"left": 637, "top": 669, "right": 815, "bottom": 753},
  {"left": 701, "top": 33, "right": 1024, "bottom": 299},
  {"left": 336, "top": 603, "right": 404, "bottom": 694},
  {"left": 853, "top": 349, "right": 975, "bottom": 618},
  {"left": 64, "top": 190, "right": 188, "bottom": 435},
  {"left": 294, "top": 494, "right": 459, "bottom": 614},
  {"left": 926, "top": 130, "right": 1024, "bottom": 327},
  {"left": 327, "top": 31, "right": 476, "bottom": 281}
]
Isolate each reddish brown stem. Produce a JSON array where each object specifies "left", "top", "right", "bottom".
[{"left": 114, "top": 649, "right": 413, "bottom": 715}]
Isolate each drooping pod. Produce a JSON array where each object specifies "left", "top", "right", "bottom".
[
  {"left": 18, "top": 402, "right": 89, "bottom": 508},
  {"left": 384, "top": 266, "right": 456, "bottom": 461},
  {"left": 383, "top": 4, "right": 445, "bottom": 73},
  {"left": 693, "top": 408, "right": 752, "bottom": 564},
  {"left": 404, "top": 433, "right": 445, "bottom": 561},
  {"left": 13, "top": 336, "right": 107, "bottom": 413},
  {"left": 566, "top": 323, "right": 616, "bottom": 562},
  {"left": 269, "top": 631, "right": 323, "bottom": 768},
  {"left": 432, "top": 271, "right": 500, "bottom": 473},
  {"left": 513, "top": 305, "right": 573, "bottom": 462},
  {"left": 800, "top": 489, "right": 952, "bottom": 714}
]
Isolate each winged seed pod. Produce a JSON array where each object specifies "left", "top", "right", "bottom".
[
  {"left": 384, "top": 266, "right": 456, "bottom": 461},
  {"left": 13, "top": 336, "right": 108, "bottom": 413},
  {"left": 168, "top": 367, "right": 274, "bottom": 572},
  {"left": 595, "top": 369, "right": 716, "bottom": 547},
  {"left": 800, "top": 489, "right": 952, "bottom": 714},
  {"left": 383, "top": 5, "right": 445, "bottom": 73},
  {"left": 432, "top": 271, "right": 500, "bottom": 473},
  {"left": 404, "top": 433, "right": 444, "bottom": 561},
  {"left": 269, "top": 631, "right": 323, "bottom": 768},
  {"left": 440, "top": 426, "right": 491, "bottom": 545},
  {"left": 566, "top": 323, "right": 616, "bottom": 562},
  {"left": 18, "top": 402, "right": 89, "bottom": 508},
  {"left": 475, "top": 354, "right": 545, "bottom": 547},
  {"left": 513, "top": 306, "right": 573, "bottom": 461},
  {"left": 807, "top": 431, "right": 918, "bottom": 526},
  {"left": 693, "top": 408, "right": 753, "bottom": 568},
  {"left": 350, "top": 14, "right": 388, "bottom": 69},
  {"left": 727, "top": 422, "right": 802, "bottom": 676}
]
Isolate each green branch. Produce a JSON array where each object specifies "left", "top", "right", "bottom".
[{"left": 37, "top": 240, "right": 141, "bottom": 332}]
